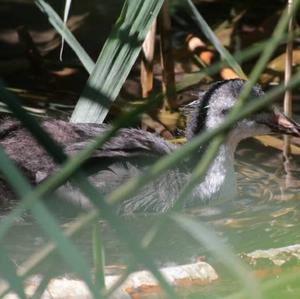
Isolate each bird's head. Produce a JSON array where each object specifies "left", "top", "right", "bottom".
[{"left": 184, "top": 79, "right": 300, "bottom": 144}]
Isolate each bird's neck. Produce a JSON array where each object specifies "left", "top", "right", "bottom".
[{"left": 192, "top": 141, "right": 237, "bottom": 201}]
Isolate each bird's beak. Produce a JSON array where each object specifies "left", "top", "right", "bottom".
[{"left": 267, "top": 110, "right": 300, "bottom": 137}]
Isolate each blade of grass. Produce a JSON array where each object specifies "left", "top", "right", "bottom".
[
  {"left": 77, "top": 179, "right": 180, "bottom": 299},
  {"left": 283, "top": 0, "right": 295, "bottom": 156},
  {"left": 59, "top": 0, "right": 73, "bottom": 61},
  {"left": 34, "top": 0, "right": 94, "bottom": 74},
  {"left": 70, "top": 0, "right": 165, "bottom": 123},
  {"left": 0, "top": 246, "right": 27, "bottom": 299}
]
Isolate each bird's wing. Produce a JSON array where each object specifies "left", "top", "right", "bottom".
[{"left": 65, "top": 125, "right": 177, "bottom": 159}]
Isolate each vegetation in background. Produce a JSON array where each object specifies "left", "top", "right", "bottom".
[{"left": 0, "top": 0, "right": 300, "bottom": 298}]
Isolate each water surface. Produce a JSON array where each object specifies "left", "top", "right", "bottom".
[{"left": 1, "top": 138, "right": 300, "bottom": 287}]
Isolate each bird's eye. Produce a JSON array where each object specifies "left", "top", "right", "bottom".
[{"left": 221, "top": 108, "right": 230, "bottom": 115}]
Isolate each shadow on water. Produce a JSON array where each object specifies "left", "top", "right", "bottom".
[{"left": 1, "top": 138, "right": 300, "bottom": 277}]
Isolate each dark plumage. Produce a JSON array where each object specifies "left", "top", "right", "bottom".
[{"left": 0, "top": 118, "right": 180, "bottom": 213}]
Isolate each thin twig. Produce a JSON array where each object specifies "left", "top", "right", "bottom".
[
  {"left": 159, "top": 0, "right": 177, "bottom": 109},
  {"left": 141, "top": 20, "right": 156, "bottom": 98},
  {"left": 283, "top": 0, "right": 294, "bottom": 189},
  {"left": 283, "top": 0, "right": 294, "bottom": 157}
]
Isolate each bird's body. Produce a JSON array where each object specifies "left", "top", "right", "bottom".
[
  {"left": 0, "top": 79, "right": 299, "bottom": 214},
  {"left": 0, "top": 118, "right": 235, "bottom": 213}
]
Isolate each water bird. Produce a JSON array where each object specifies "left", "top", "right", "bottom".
[{"left": 0, "top": 79, "right": 299, "bottom": 214}]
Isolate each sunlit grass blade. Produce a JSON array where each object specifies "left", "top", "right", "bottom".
[
  {"left": 0, "top": 246, "right": 27, "bottom": 299},
  {"left": 171, "top": 213, "right": 262, "bottom": 299},
  {"left": 185, "top": 0, "right": 246, "bottom": 79},
  {"left": 70, "top": 0, "right": 165, "bottom": 123},
  {"left": 59, "top": 0, "right": 73, "bottom": 60},
  {"left": 34, "top": 0, "right": 94, "bottom": 74}
]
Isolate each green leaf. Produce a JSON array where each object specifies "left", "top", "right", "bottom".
[
  {"left": 0, "top": 246, "right": 27, "bottom": 299},
  {"left": 60, "top": 0, "right": 73, "bottom": 60},
  {"left": 70, "top": 0, "right": 165, "bottom": 123},
  {"left": 34, "top": 0, "right": 94, "bottom": 74},
  {"left": 93, "top": 222, "right": 106, "bottom": 291}
]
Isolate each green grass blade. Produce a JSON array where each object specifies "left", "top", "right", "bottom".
[
  {"left": 70, "top": 0, "right": 164, "bottom": 123},
  {"left": 0, "top": 246, "right": 27, "bottom": 299},
  {"left": 185, "top": 0, "right": 246, "bottom": 79},
  {"left": 59, "top": 0, "right": 73, "bottom": 60},
  {"left": 34, "top": 0, "right": 94, "bottom": 74}
]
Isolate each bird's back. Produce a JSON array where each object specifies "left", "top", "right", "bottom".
[{"left": 0, "top": 118, "right": 185, "bottom": 213}]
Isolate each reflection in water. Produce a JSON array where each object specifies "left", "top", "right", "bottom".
[{"left": 1, "top": 139, "right": 300, "bottom": 277}]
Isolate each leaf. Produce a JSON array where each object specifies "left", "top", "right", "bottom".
[
  {"left": 34, "top": 0, "right": 94, "bottom": 74},
  {"left": 70, "top": 0, "right": 165, "bottom": 123},
  {"left": 0, "top": 246, "right": 27, "bottom": 299},
  {"left": 59, "top": 0, "right": 73, "bottom": 61}
]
